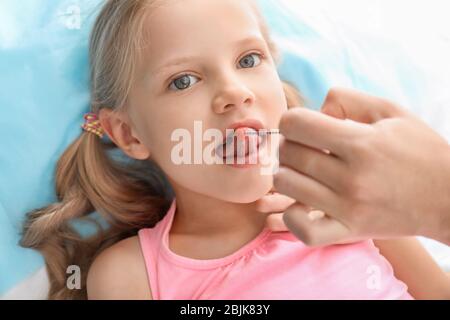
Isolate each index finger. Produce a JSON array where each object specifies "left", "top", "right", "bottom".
[
  {"left": 320, "top": 87, "right": 408, "bottom": 123},
  {"left": 279, "top": 107, "right": 372, "bottom": 158}
]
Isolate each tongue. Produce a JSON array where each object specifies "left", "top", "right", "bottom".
[
  {"left": 222, "top": 127, "right": 258, "bottom": 158},
  {"left": 235, "top": 127, "right": 249, "bottom": 157}
]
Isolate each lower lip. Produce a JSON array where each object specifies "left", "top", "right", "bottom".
[{"left": 223, "top": 134, "right": 267, "bottom": 169}]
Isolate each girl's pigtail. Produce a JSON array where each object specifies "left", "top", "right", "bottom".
[{"left": 20, "top": 131, "right": 172, "bottom": 299}]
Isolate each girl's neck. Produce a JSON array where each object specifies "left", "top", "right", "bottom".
[{"left": 169, "top": 184, "right": 269, "bottom": 241}]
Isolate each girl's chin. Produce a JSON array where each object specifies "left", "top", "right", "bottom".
[{"left": 217, "top": 185, "right": 273, "bottom": 204}]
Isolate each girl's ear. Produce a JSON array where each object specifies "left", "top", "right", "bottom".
[{"left": 98, "top": 108, "right": 151, "bottom": 160}]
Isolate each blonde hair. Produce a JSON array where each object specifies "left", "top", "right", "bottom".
[{"left": 20, "top": 0, "right": 304, "bottom": 300}]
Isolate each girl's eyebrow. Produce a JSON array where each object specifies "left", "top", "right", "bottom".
[{"left": 153, "top": 35, "right": 266, "bottom": 75}]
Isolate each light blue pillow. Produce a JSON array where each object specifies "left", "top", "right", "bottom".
[
  {"left": 2, "top": 0, "right": 450, "bottom": 296},
  {"left": 0, "top": 0, "right": 104, "bottom": 294}
]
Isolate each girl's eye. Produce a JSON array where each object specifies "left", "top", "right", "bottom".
[
  {"left": 169, "top": 74, "right": 200, "bottom": 91},
  {"left": 238, "top": 53, "right": 262, "bottom": 69},
  {"left": 167, "top": 53, "right": 263, "bottom": 92}
]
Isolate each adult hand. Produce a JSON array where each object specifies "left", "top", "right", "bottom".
[
  {"left": 257, "top": 189, "right": 296, "bottom": 232},
  {"left": 273, "top": 87, "right": 450, "bottom": 246},
  {"left": 257, "top": 189, "right": 329, "bottom": 234}
]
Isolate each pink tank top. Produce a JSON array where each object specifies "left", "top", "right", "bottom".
[{"left": 138, "top": 199, "right": 413, "bottom": 300}]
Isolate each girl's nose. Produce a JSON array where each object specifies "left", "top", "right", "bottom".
[{"left": 211, "top": 79, "right": 256, "bottom": 114}]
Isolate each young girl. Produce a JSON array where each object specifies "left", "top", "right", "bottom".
[{"left": 20, "top": 0, "right": 450, "bottom": 300}]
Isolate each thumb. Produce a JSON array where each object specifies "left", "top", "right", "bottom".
[
  {"left": 282, "top": 203, "right": 353, "bottom": 247},
  {"left": 320, "top": 87, "right": 408, "bottom": 123}
]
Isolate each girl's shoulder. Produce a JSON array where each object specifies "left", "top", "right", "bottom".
[{"left": 86, "top": 235, "right": 152, "bottom": 299}]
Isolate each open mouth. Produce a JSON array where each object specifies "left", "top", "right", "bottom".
[{"left": 216, "top": 127, "right": 267, "bottom": 160}]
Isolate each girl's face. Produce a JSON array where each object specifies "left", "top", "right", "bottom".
[{"left": 127, "top": 0, "right": 288, "bottom": 203}]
